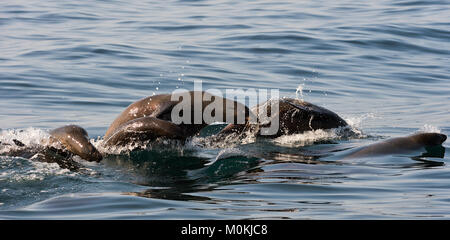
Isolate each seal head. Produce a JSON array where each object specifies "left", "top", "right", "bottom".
[
  {"left": 219, "top": 98, "right": 348, "bottom": 138},
  {"left": 50, "top": 125, "right": 102, "bottom": 162}
]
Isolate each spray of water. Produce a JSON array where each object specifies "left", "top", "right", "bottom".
[{"left": 295, "top": 83, "right": 305, "bottom": 101}]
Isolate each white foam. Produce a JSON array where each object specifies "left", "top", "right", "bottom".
[
  {"left": 417, "top": 124, "right": 441, "bottom": 133},
  {"left": 0, "top": 156, "right": 76, "bottom": 183},
  {"left": 188, "top": 125, "right": 258, "bottom": 149},
  {"left": 0, "top": 127, "right": 51, "bottom": 146},
  {"left": 30, "top": 160, "right": 74, "bottom": 176},
  {"left": 273, "top": 128, "right": 336, "bottom": 147},
  {"left": 93, "top": 136, "right": 186, "bottom": 155},
  {"left": 0, "top": 127, "right": 53, "bottom": 154},
  {"left": 205, "top": 148, "right": 248, "bottom": 166},
  {"left": 272, "top": 117, "right": 364, "bottom": 147}
]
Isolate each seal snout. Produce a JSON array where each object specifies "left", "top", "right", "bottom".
[{"left": 88, "top": 148, "right": 103, "bottom": 162}]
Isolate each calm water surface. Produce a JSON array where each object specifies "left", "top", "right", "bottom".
[{"left": 0, "top": 0, "right": 449, "bottom": 219}]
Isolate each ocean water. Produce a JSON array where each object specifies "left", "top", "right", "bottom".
[{"left": 0, "top": 0, "right": 449, "bottom": 219}]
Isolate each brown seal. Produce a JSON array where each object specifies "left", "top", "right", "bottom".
[
  {"left": 103, "top": 117, "right": 185, "bottom": 146},
  {"left": 219, "top": 98, "right": 348, "bottom": 137},
  {"left": 103, "top": 91, "right": 253, "bottom": 146},
  {"left": 343, "top": 132, "right": 447, "bottom": 159},
  {"left": 1, "top": 125, "right": 102, "bottom": 171}
]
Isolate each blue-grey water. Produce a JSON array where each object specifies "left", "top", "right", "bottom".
[{"left": 0, "top": 0, "right": 449, "bottom": 219}]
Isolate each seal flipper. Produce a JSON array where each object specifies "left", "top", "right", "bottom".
[{"left": 33, "top": 146, "right": 82, "bottom": 172}]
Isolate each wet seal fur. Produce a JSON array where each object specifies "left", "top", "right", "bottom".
[
  {"left": 103, "top": 91, "right": 253, "bottom": 146},
  {"left": 219, "top": 98, "right": 349, "bottom": 138},
  {"left": 343, "top": 132, "right": 447, "bottom": 159},
  {"left": 1, "top": 125, "right": 102, "bottom": 171}
]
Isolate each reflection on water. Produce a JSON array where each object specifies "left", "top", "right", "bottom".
[{"left": 96, "top": 135, "right": 447, "bottom": 206}]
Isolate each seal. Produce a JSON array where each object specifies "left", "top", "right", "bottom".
[
  {"left": 49, "top": 125, "right": 102, "bottom": 162},
  {"left": 0, "top": 125, "right": 102, "bottom": 171},
  {"left": 219, "top": 98, "right": 348, "bottom": 137},
  {"left": 103, "top": 117, "right": 185, "bottom": 146},
  {"left": 103, "top": 91, "right": 253, "bottom": 146},
  {"left": 104, "top": 93, "right": 173, "bottom": 140},
  {"left": 343, "top": 132, "right": 447, "bottom": 159}
]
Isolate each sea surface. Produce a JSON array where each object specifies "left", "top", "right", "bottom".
[{"left": 0, "top": 0, "right": 449, "bottom": 219}]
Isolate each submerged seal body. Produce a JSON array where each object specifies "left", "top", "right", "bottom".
[
  {"left": 50, "top": 125, "right": 102, "bottom": 162},
  {"left": 103, "top": 91, "right": 253, "bottom": 146},
  {"left": 343, "top": 132, "right": 447, "bottom": 159},
  {"left": 220, "top": 98, "right": 348, "bottom": 137}
]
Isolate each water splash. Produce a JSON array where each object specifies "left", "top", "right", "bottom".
[
  {"left": 189, "top": 128, "right": 258, "bottom": 149},
  {"left": 272, "top": 126, "right": 359, "bottom": 147},
  {"left": 204, "top": 148, "right": 247, "bottom": 166},
  {"left": 94, "top": 137, "right": 186, "bottom": 155},
  {"left": 417, "top": 124, "right": 441, "bottom": 134},
  {"left": 0, "top": 128, "right": 52, "bottom": 154},
  {"left": 295, "top": 83, "right": 305, "bottom": 101},
  {"left": 0, "top": 128, "right": 51, "bottom": 146},
  {"left": 342, "top": 113, "right": 378, "bottom": 134}
]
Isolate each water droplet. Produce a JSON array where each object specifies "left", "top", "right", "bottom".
[{"left": 295, "top": 84, "right": 305, "bottom": 101}]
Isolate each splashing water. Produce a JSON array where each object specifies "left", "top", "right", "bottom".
[
  {"left": 0, "top": 128, "right": 52, "bottom": 155},
  {"left": 272, "top": 126, "right": 360, "bottom": 147},
  {"left": 418, "top": 124, "right": 441, "bottom": 134},
  {"left": 0, "top": 128, "right": 51, "bottom": 147}
]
